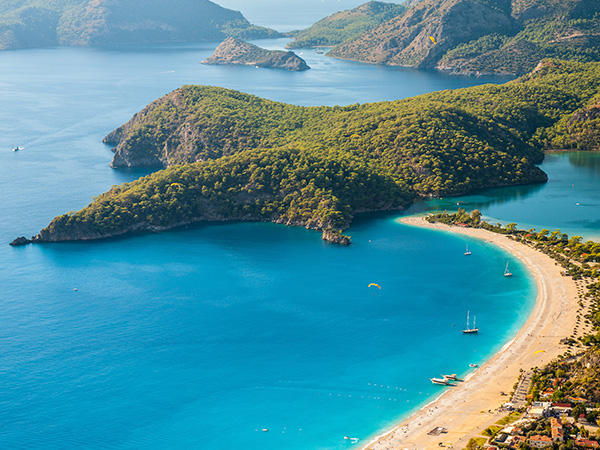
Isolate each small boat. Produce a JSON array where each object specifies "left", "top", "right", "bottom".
[
  {"left": 464, "top": 244, "right": 471, "bottom": 256},
  {"left": 469, "top": 363, "right": 477, "bottom": 367},
  {"left": 462, "top": 311, "right": 479, "bottom": 334},
  {"left": 504, "top": 262, "right": 512, "bottom": 277},
  {"left": 262, "top": 429, "right": 269, "bottom": 432},
  {"left": 12, "top": 146, "right": 20, "bottom": 152},
  {"left": 443, "top": 374, "right": 457, "bottom": 380},
  {"left": 430, "top": 377, "right": 450, "bottom": 385},
  {"left": 316, "top": 49, "right": 324, "bottom": 54}
]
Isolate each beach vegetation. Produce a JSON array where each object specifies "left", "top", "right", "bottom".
[
  {"left": 495, "top": 411, "right": 522, "bottom": 425},
  {"left": 464, "top": 437, "right": 487, "bottom": 450},
  {"left": 481, "top": 425, "right": 502, "bottom": 437}
]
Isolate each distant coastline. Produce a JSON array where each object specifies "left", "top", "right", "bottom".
[{"left": 360, "top": 215, "right": 579, "bottom": 450}]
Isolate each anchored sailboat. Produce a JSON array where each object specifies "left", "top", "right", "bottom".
[
  {"left": 464, "top": 244, "right": 471, "bottom": 256},
  {"left": 462, "top": 310, "right": 479, "bottom": 334},
  {"left": 504, "top": 262, "right": 512, "bottom": 277}
]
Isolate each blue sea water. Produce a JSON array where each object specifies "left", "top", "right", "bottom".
[{"left": 0, "top": 35, "right": 598, "bottom": 450}]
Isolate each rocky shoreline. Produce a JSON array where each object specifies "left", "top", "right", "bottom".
[{"left": 11, "top": 218, "right": 353, "bottom": 247}]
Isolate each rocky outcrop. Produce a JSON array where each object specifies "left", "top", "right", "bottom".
[
  {"left": 9, "top": 236, "right": 32, "bottom": 246},
  {"left": 322, "top": 229, "right": 351, "bottom": 245},
  {"left": 202, "top": 38, "right": 310, "bottom": 71}
]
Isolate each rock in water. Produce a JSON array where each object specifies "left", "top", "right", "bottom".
[
  {"left": 322, "top": 229, "right": 351, "bottom": 245},
  {"left": 202, "top": 37, "right": 310, "bottom": 71},
  {"left": 10, "top": 236, "right": 31, "bottom": 246}
]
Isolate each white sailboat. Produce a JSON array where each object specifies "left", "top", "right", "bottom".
[
  {"left": 504, "top": 262, "right": 512, "bottom": 277},
  {"left": 464, "top": 244, "right": 471, "bottom": 256},
  {"left": 462, "top": 310, "right": 479, "bottom": 334}
]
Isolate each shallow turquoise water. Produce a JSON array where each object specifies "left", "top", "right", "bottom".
[
  {"left": 2, "top": 216, "right": 534, "bottom": 449},
  {"left": 408, "top": 152, "right": 600, "bottom": 240},
  {"left": 0, "top": 40, "right": 596, "bottom": 450}
]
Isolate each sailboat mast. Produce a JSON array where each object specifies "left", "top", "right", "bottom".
[{"left": 466, "top": 310, "right": 470, "bottom": 328}]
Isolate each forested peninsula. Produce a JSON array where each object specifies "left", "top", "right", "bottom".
[
  {"left": 15, "top": 59, "right": 600, "bottom": 246},
  {"left": 0, "top": 0, "right": 279, "bottom": 51},
  {"left": 285, "top": 1, "right": 405, "bottom": 50},
  {"left": 322, "top": 0, "right": 600, "bottom": 75}
]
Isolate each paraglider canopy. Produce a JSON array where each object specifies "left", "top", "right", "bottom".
[
  {"left": 429, "top": 36, "right": 437, "bottom": 44},
  {"left": 533, "top": 350, "right": 546, "bottom": 356},
  {"left": 368, "top": 283, "right": 381, "bottom": 289}
]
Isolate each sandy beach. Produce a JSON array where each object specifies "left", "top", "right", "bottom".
[{"left": 361, "top": 215, "right": 580, "bottom": 450}]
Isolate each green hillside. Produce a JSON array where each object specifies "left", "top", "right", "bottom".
[
  {"left": 329, "top": 0, "right": 600, "bottom": 75},
  {"left": 286, "top": 1, "right": 405, "bottom": 49},
  {"left": 32, "top": 60, "right": 600, "bottom": 243},
  {"left": 0, "top": 0, "right": 280, "bottom": 50}
]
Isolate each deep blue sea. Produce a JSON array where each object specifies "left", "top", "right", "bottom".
[{"left": 1, "top": 21, "right": 598, "bottom": 450}]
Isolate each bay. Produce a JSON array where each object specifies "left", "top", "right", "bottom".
[
  {"left": 408, "top": 152, "right": 600, "bottom": 240},
  {"left": 0, "top": 37, "right": 596, "bottom": 450}
]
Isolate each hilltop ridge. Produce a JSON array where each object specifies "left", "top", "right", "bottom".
[
  {"left": 286, "top": 1, "right": 406, "bottom": 49},
  {"left": 327, "top": 0, "right": 600, "bottom": 74}
]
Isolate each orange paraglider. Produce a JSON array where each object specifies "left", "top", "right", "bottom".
[
  {"left": 368, "top": 283, "right": 381, "bottom": 289},
  {"left": 429, "top": 36, "right": 437, "bottom": 44},
  {"left": 533, "top": 350, "right": 546, "bottom": 356}
]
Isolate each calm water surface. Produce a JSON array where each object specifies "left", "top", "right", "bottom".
[
  {"left": 408, "top": 152, "right": 600, "bottom": 240},
  {"left": 0, "top": 39, "right": 597, "bottom": 450}
]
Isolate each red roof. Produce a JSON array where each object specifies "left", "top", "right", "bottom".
[
  {"left": 530, "top": 435, "right": 553, "bottom": 443},
  {"left": 576, "top": 438, "right": 599, "bottom": 448}
]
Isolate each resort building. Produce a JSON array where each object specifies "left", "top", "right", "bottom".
[
  {"left": 575, "top": 438, "right": 600, "bottom": 449},
  {"left": 550, "top": 417, "right": 564, "bottom": 443},
  {"left": 551, "top": 402, "right": 573, "bottom": 415},
  {"left": 528, "top": 406, "right": 549, "bottom": 418},
  {"left": 508, "top": 435, "right": 527, "bottom": 449},
  {"left": 529, "top": 435, "right": 553, "bottom": 449},
  {"left": 500, "top": 426, "right": 520, "bottom": 435},
  {"left": 493, "top": 433, "right": 509, "bottom": 445}
]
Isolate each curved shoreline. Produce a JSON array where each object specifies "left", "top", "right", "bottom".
[{"left": 361, "top": 215, "right": 578, "bottom": 450}]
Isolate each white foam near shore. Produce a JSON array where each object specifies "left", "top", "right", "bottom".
[{"left": 359, "top": 215, "right": 578, "bottom": 450}]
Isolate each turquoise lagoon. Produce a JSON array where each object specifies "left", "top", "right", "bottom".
[{"left": 0, "top": 38, "right": 598, "bottom": 450}]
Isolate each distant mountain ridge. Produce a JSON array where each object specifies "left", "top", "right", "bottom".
[
  {"left": 326, "top": 0, "right": 600, "bottom": 75},
  {"left": 286, "top": 1, "right": 406, "bottom": 49},
  {"left": 0, "top": 0, "right": 280, "bottom": 50},
  {"left": 202, "top": 37, "right": 310, "bottom": 71}
]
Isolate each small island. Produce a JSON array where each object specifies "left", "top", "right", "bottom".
[{"left": 202, "top": 37, "right": 310, "bottom": 71}]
